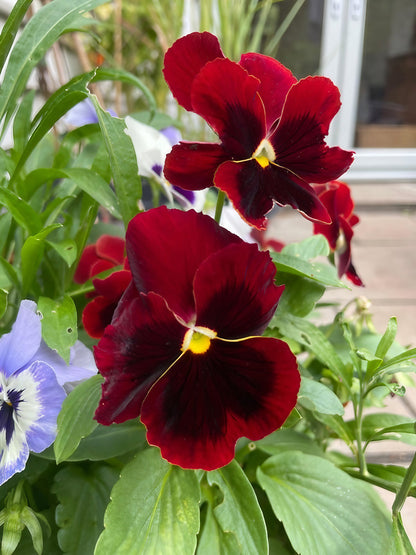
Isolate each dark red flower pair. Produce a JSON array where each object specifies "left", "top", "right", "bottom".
[
  {"left": 74, "top": 235, "right": 131, "bottom": 338},
  {"left": 313, "top": 181, "right": 363, "bottom": 286},
  {"left": 93, "top": 207, "right": 300, "bottom": 470},
  {"left": 163, "top": 32, "right": 354, "bottom": 230}
]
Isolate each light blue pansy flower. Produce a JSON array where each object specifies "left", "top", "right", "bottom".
[{"left": 0, "top": 300, "right": 97, "bottom": 485}]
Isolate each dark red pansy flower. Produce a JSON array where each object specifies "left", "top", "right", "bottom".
[
  {"left": 163, "top": 32, "right": 354, "bottom": 230},
  {"left": 94, "top": 207, "right": 300, "bottom": 470},
  {"left": 313, "top": 181, "right": 363, "bottom": 286},
  {"left": 74, "top": 235, "right": 132, "bottom": 338}
]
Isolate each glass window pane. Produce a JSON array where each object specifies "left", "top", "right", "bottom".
[{"left": 355, "top": 0, "right": 416, "bottom": 148}]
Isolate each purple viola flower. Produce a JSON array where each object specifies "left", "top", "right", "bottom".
[
  {"left": 65, "top": 98, "right": 116, "bottom": 127},
  {"left": 0, "top": 301, "right": 97, "bottom": 485}
]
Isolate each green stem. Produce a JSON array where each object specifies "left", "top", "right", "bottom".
[
  {"left": 392, "top": 450, "right": 416, "bottom": 516},
  {"left": 214, "top": 190, "right": 225, "bottom": 224}
]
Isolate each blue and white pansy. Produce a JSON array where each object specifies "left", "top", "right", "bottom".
[{"left": 0, "top": 300, "right": 97, "bottom": 485}]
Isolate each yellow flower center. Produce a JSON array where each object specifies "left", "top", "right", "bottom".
[
  {"left": 252, "top": 138, "right": 276, "bottom": 168},
  {"left": 181, "top": 326, "right": 217, "bottom": 355}
]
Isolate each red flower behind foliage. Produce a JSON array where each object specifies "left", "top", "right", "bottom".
[
  {"left": 163, "top": 32, "right": 354, "bottom": 230},
  {"left": 74, "top": 235, "right": 131, "bottom": 339},
  {"left": 94, "top": 207, "right": 300, "bottom": 470},
  {"left": 313, "top": 181, "right": 363, "bottom": 286}
]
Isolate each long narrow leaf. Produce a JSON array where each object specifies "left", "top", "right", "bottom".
[
  {"left": 0, "top": 0, "right": 108, "bottom": 133},
  {"left": 0, "top": 0, "right": 33, "bottom": 70}
]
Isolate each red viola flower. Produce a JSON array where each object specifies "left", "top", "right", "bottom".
[
  {"left": 74, "top": 235, "right": 132, "bottom": 339},
  {"left": 94, "top": 207, "right": 300, "bottom": 470},
  {"left": 163, "top": 32, "right": 354, "bottom": 230},
  {"left": 313, "top": 181, "right": 363, "bottom": 286}
]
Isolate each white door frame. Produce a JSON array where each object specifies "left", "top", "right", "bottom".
[{"left": 320, "top": 0, "right": 416, "bottom": 182}]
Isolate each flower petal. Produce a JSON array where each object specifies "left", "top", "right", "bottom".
[
  {"left": 126, "top": 207, "right": 241, "bottom": 322},
  {"left": 141, "top": 336, "right": 300, "bottom": 470},
  {"left": 163, "top": 142, "right": 229, "bottom": 191},
  {"left": 214, "top": 159, "right": 330, "bottom": 230},
  {"left": 0, "top": 300, "right": 41, "bottom": 376},
  {"left": 82, "top": 269, "right": 132, "bottom": 339},
  {"left": 94, "top": 292, "right": 185, "bottom": 425},
  {"left": 163, "top": 31, "right": 224, "bottom": 111},
  {"left": 191, "top": 57, "right": 265, "bottom": 157},
  {"left": 124, "top": 116, "right": 173, "bottom": 178},
  {"left": 95, "top": 235, "right": 126, "bottom": 265},
  {"left": 272, "top": 76, "right": 354, "bottom": 182},
  {"left": 239, "top": 52, "right": 296, "bottom": 128},
  {"left": 194, "top": 242, "right": 283, "bottom": 338}
]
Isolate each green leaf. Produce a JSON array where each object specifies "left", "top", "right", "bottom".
[
  {"left": 12, "top": 90, "right": 35, "bottom": 154},
  {"left": 90, "top": 95, "right": 141, "bottom": 227},
  {"left": 389, "top": 514, "right": 416, "bottom": 555},
  {"left": 54, "top": 374, "right": 103, "bottom": 464},
  {"left": 95, "top": 448, "right": 200, "bottom": 555},
  {"left": 92, "top": 67, "right": 156, "bottom": 112},
  {"left": 0, "top": 0, "right": 108, "bottom": 132},
  {"left": 46, "top": 239, "right": 77, "bottom": 267},
  {"left": 257, "top": 452, "right": 391, "bottom": 555},
  {"left": 275, "top": 273, "right": 325, "bottom": 317},
  {"left": 53, "top": 463, "right": 119, "bottom": 555},
  {"left": 282, "top": 234, "right": 330, "bottom": 259},
  {"left": 271, "top": 313, "right": 351, "bottom": 385},
  {"left": 298, "top": 376, "right": 345, "bottom": 416},
  {"left": 0, "top": 289, "right": 7, "bottom": 319},
  {"left": 66, "top": 421, "right": 146, "bottom": 461},
  {"left": 359, "top": 413, "right": 415, "bottom": 443},
  {"left": 0, "top": 187, "right": 42, "bottom": 234},
  {"left": 37, "top": 295, "right": 78, "bottom": 363},
  {"left": 0, "top": 0, "right": 33, "bottom": 71},
  {"left": 199, "top": 460, "right": 268, "bottom": 555},
  {"left": 20, "top": 224, "right": 62, "bottom": 295},
  {"left": 255, "top": 429, "right": 325, "bottom": 458},
  {"left": 11, "top": 72, "right": 95, "bottom": 180}
]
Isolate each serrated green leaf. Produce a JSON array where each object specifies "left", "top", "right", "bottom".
[
  {"left": 54, "top": 374, "right": 103, "bottom": 463},
  {"left": 298, "top": 376, "right": 345, "bottom": 416},
  {"left": 272, "top": 252, "right": 347, "bottom": 288},
  {"left": 199, "top": 460, "right": 268, "bottom": 555},
  {"left": 90, "top": 95, "right": 141, "bottom": 227},
  {"left": 271, "top": 313, "right": 351, "bottom": 386},
  {"left": 37, "top": 294, "right": 77, "bottom": 363},
  {"left": 95, "top": 448, "right": 200, "bottom": 555},
  {"left": 257, "top": 452, "right": 391, "bottom": 555},
  {"left": 53, "top": 463, "right": 119, "bottom": 555}
]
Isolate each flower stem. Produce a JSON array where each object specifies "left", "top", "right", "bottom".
[
  {"left": 392, "top": 449, "right": 416, "bottom": 516},
  {"left": 214, "top": 190, "right": 226, "bottom": 224}
]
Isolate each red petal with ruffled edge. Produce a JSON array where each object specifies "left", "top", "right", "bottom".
[
  {"left": 239, "top": 52, "right": 296, "bottom": 129},
  {"left": 126, "top": 207, "right": 241, "bottom": 322},
  {"left": 163, "top": 142, "right": 229, "bottom": 191},
  {"left": 194, "top": 242, "right": 284, "bottom": 338},
  {"left": 191, "top": 57, "right": 265, "bottom": 158},
  {"left": 82, "top": 269, "right": 132, "bottom": 338},
  {"left": 163, "top": 31, "right": 224, "bottom": 112},
  {"left": 95, "top": 235, "right": 125, "bottom": 265},
  {"left": 141, "top": 336, "right": 300, "bottom": 470},
  {"left": 73, "top": 245, "right": 98, "bottom": 283},
  {"left": 94, "top": 292, "right": 185, "bottom": 425},
  {"left": 271, "top": 77, "right": 354, "bottom": 183},
  {"left": 215, "top": 159, "right": 330, "bottom": 230}
]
